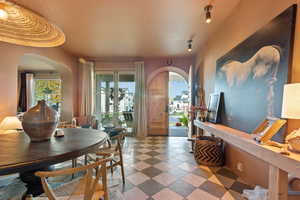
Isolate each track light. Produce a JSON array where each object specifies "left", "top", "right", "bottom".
[
  {"left": 188, "top": 40, "right": 192, "bottom": 52},
  {"left": 204, "top": 5, "right": 213, "bottom": 24}
]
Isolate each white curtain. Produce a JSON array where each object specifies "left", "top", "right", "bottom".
[
  {"left": 134, "top": 62, "right": 147, "bottom": 137},
  {"left": 78, "top": 61, "right": 95, "bottom": 116},
  {"left": 26, "top": 73, "right": 34, "bottom": 110},
  {"left": 188, "top": 65, "right": 194, "bottom": 138}
]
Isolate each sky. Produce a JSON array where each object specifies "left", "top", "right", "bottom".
[
  {"left": 169, "top": 72, "right": 188, "bottom": 98},
  {"left": 169, "top": 80, "right": 188, "bottom": 98}
]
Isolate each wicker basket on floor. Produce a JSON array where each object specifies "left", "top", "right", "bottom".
[{"left": 193, "top": 136, "right": 224, "bottom": 167}]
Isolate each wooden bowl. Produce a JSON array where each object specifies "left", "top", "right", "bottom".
[{"left": 287, "top": 136, "right": 300, "bottom": 153}]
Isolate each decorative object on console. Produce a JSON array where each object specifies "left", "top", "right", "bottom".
[
  {"left": 252, "top": 117, "right": 286, "bottom": 144},
  {"left": 0, "top": 0, "right": 65, "bottom": 47},
  {"left": 189, "top": 105, "right": 207, "bottom": 122},
  {"left": 207, "top": 92, "right": 222, "bottom": 123},
  {"left": 198, "top": 87, "right": 207, "bottom": 125},
  {"left": 252, "top": 117, "right": 288, "bottom": 154},
  {"left": 22, "top": 100, "right": 58, "bottom": 142},
  {"left": 0, "top": 116, "right": 22, "bottom": 133},
  {"left": 215, "top": 6, "right": 296, "bottom": 136},
  {"left": 282, "top": 83, "right": 300, "bottom": 153}
]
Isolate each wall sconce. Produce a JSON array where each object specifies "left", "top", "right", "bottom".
[{"left": 204, "top": 5, "right": 213, "bottom": 24}]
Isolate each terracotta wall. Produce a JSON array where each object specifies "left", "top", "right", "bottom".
[
  {"left": 93, "top": 56, "right": 194, "bottom": 78},
  {"left": 0, "top": 42, "right": 78, "bottom": 122},
  {"left": 144, "top": 56, "right": 194, "bottom": 79},
  {"left": 195, "top": 0, "right": 299, "bottom": 188}
]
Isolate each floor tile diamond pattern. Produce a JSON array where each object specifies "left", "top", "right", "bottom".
[
  {"left": 46, "top": 136, "right": 253, "bottom": 199},
  {"left": 106, "top": 136, "right": 253, "bottom": 199},
  {"left": 111, "top": 136, "right": 253, "bottom": 199}
]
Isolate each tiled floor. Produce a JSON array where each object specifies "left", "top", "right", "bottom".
[
  {"left": 106, "top": 136, "right": 253, "bottom": 200},
  {"left": 40, "top": 136, "right": 253, "bottom": 200}
]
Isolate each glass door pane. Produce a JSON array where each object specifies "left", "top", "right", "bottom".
[
  {"left": 118, "top": 73, "right": 135, "bottom": 134},
  {"left": 118, "top": 74, "right": 135, "bottom": 112},
  {"left": 95, "top": 73, "right": 114, "bottom": 127}
]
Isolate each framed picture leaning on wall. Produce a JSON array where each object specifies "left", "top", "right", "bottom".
[{"left": 207, "top": 92, "right": 223, "bottom": 123}]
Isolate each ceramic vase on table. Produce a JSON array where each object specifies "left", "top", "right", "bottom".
[{"left": 22, "top": 100, "right": 58, "bottom": 142}]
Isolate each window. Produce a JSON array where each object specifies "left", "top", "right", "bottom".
[{"left": 34, "top": 79, "right": 62, "bottom": 112}]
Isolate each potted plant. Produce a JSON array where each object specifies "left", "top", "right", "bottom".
[{"left": 179, "top": 114, "right": 188, "bottom": 127}]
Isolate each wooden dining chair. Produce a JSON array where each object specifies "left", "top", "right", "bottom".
[
  {"left": 32, "top": 156, "right": 112, "bottom": 200},
  {"left": 74, "top": 116, "right": 99, "bottom": 129},
  {"left": 87, "top": 131, "right": 126, "bottom": 184}
]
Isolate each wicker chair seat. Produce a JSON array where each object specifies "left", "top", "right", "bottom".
[{"left": 36, "top": 177, "right": 104, "bottom": 200}]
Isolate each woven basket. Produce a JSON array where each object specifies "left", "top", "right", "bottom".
[{"left": 193, "top": 136, "right": 225, "bottom": 167}]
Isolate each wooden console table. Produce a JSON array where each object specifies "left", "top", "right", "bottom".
[{"left": 194, "top": 120, "right": 300, "bottom": 200}]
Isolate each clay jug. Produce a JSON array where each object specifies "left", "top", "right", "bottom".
[{"left": 22, "top": 100, "right": 58, "bottom": 142}]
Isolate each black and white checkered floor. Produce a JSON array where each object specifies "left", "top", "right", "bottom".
[{"left": 107, "top": 136, "right": 253, "bottom": 200}]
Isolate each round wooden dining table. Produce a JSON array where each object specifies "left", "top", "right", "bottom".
[{"left": 0, "top": 128, "right": 108, "bottom": 196}]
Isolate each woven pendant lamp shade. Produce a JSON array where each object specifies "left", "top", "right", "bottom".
[{"left": 0, "top": 1, "right": 65, "bottom": 47}]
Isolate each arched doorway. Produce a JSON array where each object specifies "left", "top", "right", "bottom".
[
  {"left": 18, "top": 54, "right": 73, "bottom": 121},
  {"left": 147, "top": 66, "right": 189, "bottom": 137}
]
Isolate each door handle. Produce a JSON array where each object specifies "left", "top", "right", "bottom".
[{"left": 165, "top": 105, "right": 169, "bottom": 113}]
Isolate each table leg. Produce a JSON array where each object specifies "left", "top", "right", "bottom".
[
  {"left": 269, "top": 165, "right": 288, "bottom": 200},
  {"left": 190, "top": 140, "right": 194, "bottom": 153},
  {"left": 20, "top": 165, "right": 54, "bottom": 197}
]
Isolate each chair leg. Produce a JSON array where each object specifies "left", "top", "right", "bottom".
[
  {"left": 72, "top": 158, "right": 77, "bottom": 179},
  {"left": 110, "top": 161, "right": 113, "bottom": 174},
  {"left": 120, "top": 162, "right": 125, "bottom": 184},
  {"left": 72, "top": 158, "right": 77, "bottom": 168},
  {"left": 119, "top": 153, "right": 125, "bottom": 184},
  {"left": 84, "top": 154, "right": 88, "bottom": 165}
]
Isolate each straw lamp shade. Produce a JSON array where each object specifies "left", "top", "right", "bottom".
[{"left": 0, "top": 0, "right": 65, "bottom": 47}]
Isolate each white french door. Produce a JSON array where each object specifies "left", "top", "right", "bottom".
[{"left": 95, "top": 71, "right": 135, "bottom": 132}]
